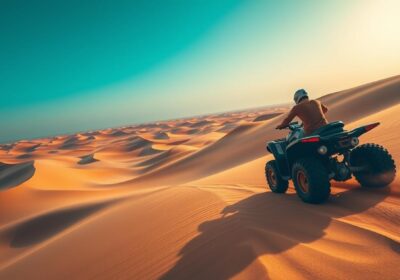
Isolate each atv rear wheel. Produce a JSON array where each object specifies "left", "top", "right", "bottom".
[
  {"left": 350, "top": 143, "right": 396, "bottom": 188},
  {"left": 265, "top": 160, "right": 288, "bottom": 193},
  {"left": 292, "top": 158, "right": 331, "bottom": 204}
]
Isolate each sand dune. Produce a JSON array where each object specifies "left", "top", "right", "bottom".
[
  {"left": 110, "top": 130, "right": 128, "bottom": 137},
  {"left": 125, "top": 136, "right": 153, "bottom": 152},
  {"left": 189, "top": 120, "right": 213, "bottom": 128},
  {"left": 13, "top": 143, "right": 41, "bottom": 153},
  {"left": 0, "top": 144, "right": 14, "bottom": 151},
  {"left": 78, "top": 154, "right": 98, "bottom": 165},
  {"left": 124, "top": 75, "right": 400, "bottom": 187},
  {"left": 59, "top": 135, "right": 81, "bottom": 149},
  {"left": 153, "top": 131, "right": 170, "bottom": 140},
  {"left": 0, "top": 75, "right": 399, "bottom": 279},
  {"left": 253, "top": 112, "right": 282, "bottom": 122},
  {"left": 138, "top": 146, "right": 164, "bottom": 157},
  {"left": 137, "top": 146, "right": 196, "bottom": 174},
  {"left": 0, "top": 161, "right": 35, "bottom": 190}
]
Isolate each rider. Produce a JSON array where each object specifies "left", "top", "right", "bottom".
[{"left": 276, "top": 89, "right": 329, "bottom": 137}]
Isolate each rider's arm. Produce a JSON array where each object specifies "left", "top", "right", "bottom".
[
  {"left": 276, "top": 107, "right": 297, "bottom": 129},
  {"left": 321, "top": 103, "right": 328, "bottom": 113}
]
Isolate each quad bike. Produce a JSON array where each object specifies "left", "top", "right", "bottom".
[{"left": 265, "top": 121, "right": 396, "bottom": 204}]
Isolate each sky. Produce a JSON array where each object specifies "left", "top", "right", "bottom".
[{"left": 1, "top": 0, "right": 399, "bottom": 143}]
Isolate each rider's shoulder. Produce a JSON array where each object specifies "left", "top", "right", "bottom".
[{"left": 309, "top": 99, "right": 321, "bottom": 105}]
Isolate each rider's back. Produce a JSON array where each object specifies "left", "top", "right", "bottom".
[{"left": 293, "top": 99, "right": 328, "bottom": 135}]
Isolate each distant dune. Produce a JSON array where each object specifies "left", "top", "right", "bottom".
[
  {"left": 77, "top": 154, "right": 98, "bottom": 165},
  {"left": 0, "top": 76, "right": 399, "bottom": 279},
  {"left": 253, "top": 112, "right": 282, "bottom": 122}
]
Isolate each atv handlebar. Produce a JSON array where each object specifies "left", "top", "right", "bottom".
[{"left": 278, "top": 121, "right": 303, "bottom": 131}]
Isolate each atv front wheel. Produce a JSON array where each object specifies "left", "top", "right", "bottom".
[
  {"left": 350, "top": 143, "right": 396, "bottom": 188},
  {"left": 292, "top": 158, "right": 331, "bottom": 204},
  {"left": 265, "top": 160, "right": 288, "bottom": 193}
]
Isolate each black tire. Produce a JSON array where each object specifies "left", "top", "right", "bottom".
[
  {"left": 265, "top": 160, "right": 289, "bottom": 193},
  {"left": 350, "top": 143, "right": 396, "bottom": 188},
  {"left": 292, "top": 158, "right": 331, "bottom": 204}
]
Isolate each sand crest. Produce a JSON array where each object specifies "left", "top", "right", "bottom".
[{"left": 0, "top": 76, "right": 399, "bottom": 279}]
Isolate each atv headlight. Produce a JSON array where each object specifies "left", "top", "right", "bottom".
[
  {"left": 351, "top": 137, "right": 359, "bottom": 146},
  {"left": 318, "top": 145, "right": 328, "bottom": 155}
]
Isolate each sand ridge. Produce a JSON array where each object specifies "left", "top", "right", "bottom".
[{"left": 0, "top": 75, "right": 399, "bottom": 279}]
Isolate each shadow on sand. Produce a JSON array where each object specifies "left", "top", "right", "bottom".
[
  {"left": 0, "top": 161, "right": 36, "bottom": 191},
  {"left": 161, "top": 186, "right": 390, "bottom": 280},
  {"left": 5, "top": 201, "right": 114, "bottom": 248}
]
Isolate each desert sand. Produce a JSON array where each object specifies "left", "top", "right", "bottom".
[{"left": 0, "top": 76, "right": 399, "bottom": 280}]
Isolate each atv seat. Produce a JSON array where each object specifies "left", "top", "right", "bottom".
[{"left": 310, "top": 121, "right": 344, "bottom": 136}]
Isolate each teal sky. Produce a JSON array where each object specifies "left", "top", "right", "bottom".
[{"left": 1, "top": 0, "right": 399, "bottom": 143}]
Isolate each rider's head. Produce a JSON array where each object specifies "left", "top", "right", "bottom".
[{"left": 294, "top": 89, "right": 309, "bottom": 104}]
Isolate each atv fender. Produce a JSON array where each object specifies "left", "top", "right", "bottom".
[
  {"left": 286, "top": 140, "right": 321, "bottom": 168},
  {"left": 266, "top": 140, "right": 290, "bottom": 178}
]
